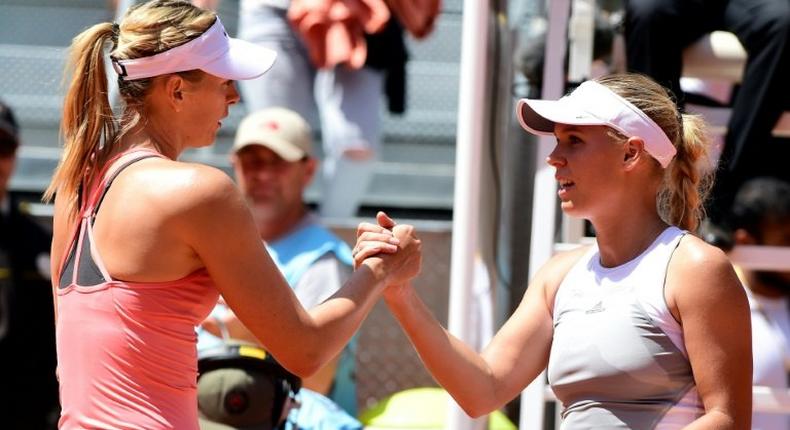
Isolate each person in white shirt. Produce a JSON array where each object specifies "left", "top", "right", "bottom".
[{"left": 728, "top": 177, "right": 790, "bottom": 430}]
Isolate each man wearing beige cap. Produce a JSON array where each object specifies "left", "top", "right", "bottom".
[{"left": 197, "top": 107, "right": 359, "bottom": 418}]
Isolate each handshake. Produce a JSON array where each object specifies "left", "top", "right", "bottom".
[{"left": 352, "top": 211, "right": 423, "bottom": 289}]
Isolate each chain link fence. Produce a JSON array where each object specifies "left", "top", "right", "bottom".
[{"left": 334, "top": 224, "right": 453, "bottom": 412}]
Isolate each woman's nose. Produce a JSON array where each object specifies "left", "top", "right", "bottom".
[
  {"left": 227, "top": 82, "right": 241, "bottom": 105},
  {"left": 546, "top": 145, "right": 565, "bottom": 168}
]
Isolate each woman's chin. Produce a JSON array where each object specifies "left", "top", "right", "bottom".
[
  {"left": 194, "top": 136, "right": 216, "bottom": 149},
  {"left": 560, "top": 201, "right": 575, "bottom": 212},
  {"left": 560, "top": 202, "right": 585, "bottom": 217}
]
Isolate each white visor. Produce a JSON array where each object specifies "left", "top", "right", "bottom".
[
  {"left": 111, "top": 17, "right": 276, "bottom": 81},
  {"left": 516, "top": 80, "right": 677, "bottom": 168}
]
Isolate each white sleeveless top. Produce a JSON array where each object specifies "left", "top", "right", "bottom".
[{"left": 548, "top": 227, "right": 705, "bottom": 429}]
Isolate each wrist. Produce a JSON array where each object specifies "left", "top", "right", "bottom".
[
  {"left": 383, "top": 282, "right": 413, "bottom": 307},
  {"left": 360, "top": 257, "right": 387, "bottom": 285}
]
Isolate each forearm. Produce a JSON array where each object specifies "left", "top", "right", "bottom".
[
  {"left": 303, "top": 355, "right": 340, "bottom": 394},
  {"left": 297, "top": 260, "right": 387, "bottom": 374},
  {"left": 385, "top": 285, "right": 501, "bottom": 417},
  {"left": 682, "top": 409, "right": 747, "bottom": 429}
]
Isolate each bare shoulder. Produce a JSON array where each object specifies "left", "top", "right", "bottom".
[
  {"left": 666, "top": 233, "right": 745, "bottom": 317},
  {"left": 532, "top": 245, "right": 591, "bottom": 312},
  {"left": 670, "top": 234, "right": 735, "bottom": 282},
  {"left": 121, "top": 158, "right": 241, "bottom": 212}
]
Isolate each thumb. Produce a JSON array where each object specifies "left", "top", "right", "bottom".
[{"left": 377, "top": 211, "right": 396, "bottom": 229}]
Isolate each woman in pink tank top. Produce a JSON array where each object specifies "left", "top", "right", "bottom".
[{"left": 46, "top": 1, "right": 422, "bottom": 428}]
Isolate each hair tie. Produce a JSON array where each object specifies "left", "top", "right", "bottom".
[
  {"left": 677, "top": 111, "right": 684, "bottom": 137},
  {"left": 111, "top": 22, "right": 120, "bottom": 43}
]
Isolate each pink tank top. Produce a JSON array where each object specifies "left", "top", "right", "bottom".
[{"left": 55, "top": 150, "right": 220, "bottom": 429}]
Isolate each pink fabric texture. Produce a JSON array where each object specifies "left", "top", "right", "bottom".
[
  {"left": 288, "top": 0, "right": 390, "bottom": 69},
  {"left": 55, "top": 150, "right": 219, "bottom": 429}
]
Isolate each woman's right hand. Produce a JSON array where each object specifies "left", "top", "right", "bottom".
[{"left": 354, "top": 212, "right": 422, "bottom": 286}]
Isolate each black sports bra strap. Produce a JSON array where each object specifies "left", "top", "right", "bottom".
[{"left": 90, "top": 154, "right": 161, "bottom": 220}]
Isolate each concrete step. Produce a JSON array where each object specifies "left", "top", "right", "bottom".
[
  {"left": 12, "top": 128, "right": 456, "bottom": 212},
  {"left": 1, "top": 1, "right": 463, "bottom": 213}
]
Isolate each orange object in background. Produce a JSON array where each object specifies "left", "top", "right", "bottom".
[
  {"left": 288, "top": 0, "right": 441, "bottom": 69},
  {"left": 288, "top": 0, "right": 390, "bottom": 69}
]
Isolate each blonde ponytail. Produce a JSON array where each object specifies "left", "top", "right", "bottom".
[
  {"left": 597, "top": 73, "right": 714, "bottom": 232},
  {"left": 659, "top": 114, "right": 713, "bottom": 231},
  {"left": 44, "top": 0, "right": 216, "bottom": 217},
  {"left": 44, "top": 22, "right": 116, "bottom": 210}
]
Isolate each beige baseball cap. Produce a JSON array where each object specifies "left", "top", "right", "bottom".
[{"left": 232, "top": 108, "right": 313, "bottom": 161}]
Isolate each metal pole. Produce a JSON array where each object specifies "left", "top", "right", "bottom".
[
  {"left": 108, "top": 0, "right": 138, "bottom": 110},
  {"left": 518, "top": 0, "right": 570, "bottom": 429},
  {"left": 446, "top": 0, "right": 493, "bottom": 427}
]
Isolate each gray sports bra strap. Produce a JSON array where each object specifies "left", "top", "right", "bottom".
[
  {"left": 59, "top": 154, "right": 162, "bottom": 288},
  {"left": 90, "top": 154, "right": 161, "bottom": 222}
]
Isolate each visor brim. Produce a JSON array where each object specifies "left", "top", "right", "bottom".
[
  {"left": 516, "top": 98, "right": 608, "bottom": 136},
  {"left": 202, "top": 38, "right": 277, "bottom": 81}
]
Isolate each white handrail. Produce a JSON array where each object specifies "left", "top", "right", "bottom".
[{"left": 729, "top": 245, "right": 790, "bottom": 271}]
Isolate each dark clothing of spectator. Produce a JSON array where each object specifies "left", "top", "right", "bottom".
[
  {"left": 624, "top": 0, "right": 790, "bottom": 222},
  {"left": 0, "top": 197, "right": 59, "bottom": 430}
]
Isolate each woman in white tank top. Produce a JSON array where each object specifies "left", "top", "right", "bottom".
[{"left": 354, "top": 73, "right": 753, "bottom": 429}]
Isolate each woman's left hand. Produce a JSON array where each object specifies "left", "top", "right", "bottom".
[{"left": 352, "top": 221, "right": 400, "bottom": 269}]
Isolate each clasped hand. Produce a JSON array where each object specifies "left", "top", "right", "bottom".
[{"left": 352, "top": 211, "right": 422, "bottom": 286}]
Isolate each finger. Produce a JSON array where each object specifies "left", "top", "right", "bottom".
[
  {"left": 357, "top": 240, "right": 399, "bottom": 254},
  {"left": 357, "top": 221, "right": 393, "bottom": 237},
  {"left": 358, "top": 232, "right": 400, "bottom": 245},
  {"left": 355, "top": 241, "right": 399, "bottom": 259},
  {"left": 392, "top": 224, "right": 417, "bottom": 240},
  {"left": 354, "top": 246, "right": 392, "bottom": 262},
  {"left": 377, "top": 211, "right": 397, "bottom": 229}
]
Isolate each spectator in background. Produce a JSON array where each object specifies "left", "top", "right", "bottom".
[
  {"left": 728, "top": 177, "right": 790, "bottom": 430},
  {"left": 0, "top": 99, "right": 59, "bottom": 429},
  {"left": 624, "top": 0, "right": 790, "bottom": 234},
  {"left": 198, "top": 107, "right": 360, "bottom": 417},
  {"left": 192, "top": 0, "right": 437, "bottom": 218}
]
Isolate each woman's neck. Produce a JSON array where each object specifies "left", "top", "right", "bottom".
[
  {"left": 113, "top": 119, "right": 182, "bottom": 160},
  {"left": 592, "top": 210, "right": 669, "bottom": 268}
]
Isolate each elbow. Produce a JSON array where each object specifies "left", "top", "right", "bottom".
[
  {"left": 457, "top": 397, "right": 495, "bottom": 419},
  {"left": 464, "top": 407, "right": 487, "bottom": 419},
  {"left": 293, "top": 360, "right": 323, "bottom": 379},
  {"left": 277, "top": 349, "right": 324, "bottom": 378}
]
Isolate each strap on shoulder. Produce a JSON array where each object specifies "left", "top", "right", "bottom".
[{"left": 88, "top": 153, "right": 163, "bottom": 220}]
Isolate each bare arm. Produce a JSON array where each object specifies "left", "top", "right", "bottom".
[
  {"left": 50, "top": 192, "right": 76, "bottom": 324},
  {"left": 201, "top": 256, "right": 351, "bottom": 393},
  {"left": 667, "top": 236, "right": 752, "bottom": 429},
  {"left": 176, "top": 169, "right": 419, "bottom": 376},
  {"left": 201, "top": 313, "right": 342, "bottom": 394},
  {"left": 360, "top": 217, "right": 586, "bottom": 416},
  {"left": 383, "top": 278, "right": 552, "bottom": 417}
]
